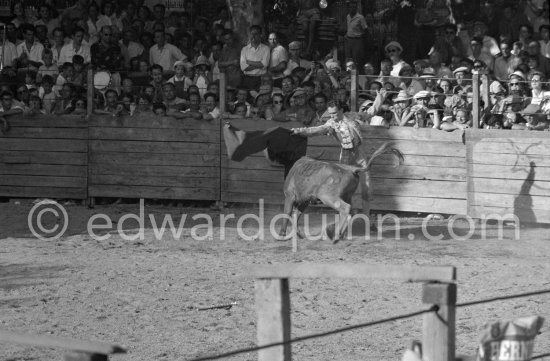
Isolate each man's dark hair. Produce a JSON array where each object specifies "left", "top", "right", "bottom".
[
  {"left": 233, "top": 102, "right": 247, "bottom": 113},
  {"left": 204, "top": 92, "right": 218, "bottom": 102},
  {"left": 249, "top": 24, "right": 262, "bottom": 34},
  {"left": 105, "top": 89, "right": 118, "bottom": 97},
  {"left": 540, "top": 24, "right": 550, "bottom": 33},
  {"left": 153, "top": 3, "right": 166, "bottom": 12},
  {"left": 150, "top": 64, "right": 163, "bottom": 73},
  {"left": 302, "top": 81, "right": 315, "bottom": 88},
  {"left": 152, "top": 102, "right": 167, "bottom": 112},
  {"left": 62, "top": 62, "right": 74, "bottom": 71},
  {"left": 313, "top": 92, "right": 328, "bottom": 102},
  {"left": 73, "top": 26, "right": 85, "bottom": 35},
  {"left": 41, "top": 75, "right": 54, "bottom": 84},
  {"left": 20, "top": 24, "right": 35, "bottom": 34},
  {"left": 72, "top": 55, "right": 84, "bottom": 64},
  {"left": 0, "top": 90, "right": 13, "bottom": 98}
]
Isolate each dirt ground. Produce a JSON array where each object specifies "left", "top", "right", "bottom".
[{"left": 1, "top": 200, "right": 550, "bottom": 361}]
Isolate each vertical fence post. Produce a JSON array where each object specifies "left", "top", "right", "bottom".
[
  {"left": 481, "top": 71, "right": 489, "bottom": 110},
  {"left": 422, "top": 283, "right": 456, "bottom": 361},
  {"left": 255, "top": 278, "right": 291, "bottom": 361},
  {"left": 217, "top": 73, "right": 227, "bottom": 209},
  {"left": 87, "top": 68, "right": 93, "bottom": 117},
  {"left": 472, "top": 70, "right": 480, "bottom": 129},
  {"left": 219, "top": 72, "right": 226, "bottom": 114},
  {"left": 350, "top": 69, "right": 358, "bottom": 112}
]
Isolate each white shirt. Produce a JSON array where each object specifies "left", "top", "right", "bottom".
[
  {"left": 540, "top": 40, "right": 550, "bottom": 59},
  {"left": 346, "top": 13, "right": 368, "bottom": 38},
  {"left": 0, "top": 41, "right": 18, "bottom": 67},
  {"left": 269, "top": 45, "right": 288, "bottom": 79},
  {"left": 240, "top": 42, "right": 270, "bottom": 76},
  {"left": 58, "top": 40, "right": 91, "bottom": 65},
  {"left": 149, "top": 43, "right": 186, "bottom": 72},
  {"left": 390, "top": 60, "right": 408, "bottom": 77},
  {"left": 16, "top": 41, "right": 45, "bottom": 64},
  {"left": 87, "top": 16, "right": 112, "bottom": 45}
]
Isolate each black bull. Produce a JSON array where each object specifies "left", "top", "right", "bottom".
[{"left": 279, "top": 142, "right": 404, "bottom": 241}]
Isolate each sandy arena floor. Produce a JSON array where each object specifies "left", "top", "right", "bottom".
[{"left": 1, "top": 200, "right": 549, "bottom": 361}]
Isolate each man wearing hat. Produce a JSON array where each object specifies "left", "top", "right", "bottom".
[
  {"left": 385, "top": 41, "right": 409, "bottom": 78},
  {"left": 452, "top": 66, "right": 470, "bottom": 94},
  {"left": 240, "top": 25, "right": 270, "bottom": 90},
  {"left": 284, "top": 41, "right": 312, "bottom": 77}
]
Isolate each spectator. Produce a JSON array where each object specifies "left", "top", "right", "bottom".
[
  {"left": 240, "top": 25, "right": 270, "bottom": 91},
  {"left": 37, "top": 49, "right": 59, "bottom": 84},
  {"left": 529, "top": 71, "right": 550, "bottom": 105},
  {"left": 285, "top": 41, "right": 312, "bottom": 77},
  {"left": 162, "top": 82, "right": 186, "bottom": 111},
  {"left": 62, "top": 0, "right": 89, "bottom": 23},
  {"left": 494, "top": 40, "right": 521, "bottom": 82},
  {"left": 149, "top": 29, "right": 187, "bottom": 73},
  {"left": 439, "top": 107, "right": 472, "bottom": 131},
  {"left": 59, "top": 26, "right": 91, "bottom": 65},
  {"left": 120, "top": 28, "right": 144, "bottom": 69},
  {"left": 91, "top": 25, "right": 124, "bottom": 88},
  {"left": 526, "top": 40, "right": 550, "bottom": 77},
  {"left": 521, "top": 104, "right": 549, "bottom": 130},
  {"left": 267, "top": 32, "right": 288, "bottom": 88},
  {"left": 0, "top": 91, "right": 24, "bottom": 119},
  {"left": 167, "top": 60, "right": 193, "bottom": 98},
  {"left": 87, "top": 3, "right": 112, "bottom": 45},
  {"left": 533, "top": 2, "right": 549, "bottom": 38},
  {"left": 52, "top": 83, "right": 76, "bottom": 115},
  {"left": 55, "top": 62, "right": 75, "bottom": 97},
  {"left": 218, "top": 31, "right": 240, "bottom": 74},
  {"left": 15, "top": 85, "right": 31, "bottom": 109},
  {"left": 385, "top": 41, "right": 408, "bottom": 78},
  {"left": 344, "top": 0, "right": 367, "bottom": 71},
  {"left": 16, "top": 24, "right": 45, "bottom": 69},
  {"left": 179, "top": 92, "right": 202, "bottom": 120},
  {"left": 146, "top": 4, "right": 166, "bottom": 33},
  {"left": 71, "top": 55, "right": 86, "bottom": 87},
  {"left": 296, "top": 0, "right": 320, "bottom": 57},
  {"left": 0, "top": 35, "right": 18, "bottom": 68},
  {"left": 540, "top": 25, "right": 550, "bottom": 59},
  {"left": 469, "top": 37, "right": 494, "bottom": 73},
  {"left": 213, "top": 6, "right": 232, "bottom": 30},
  {"left": 264, "top": 92, "right": 286, "bottom": 121},
  {"left": 149, "top": 64, "right": 164, "bottom": 102},
  {"left": 134, "top": 94, "right": 154, "bottom": 115},
  {"left": 28, "top": 95, "right": 45, "bottom": 115},
  {"left": 193, "top": 55, "right": 211, "bottom": 98},
  {"left": 40, "top": 75, "right": 56, "bottom": 114},
  {"left": 518, "top": 24, "right": 534, "bottom": 50}
]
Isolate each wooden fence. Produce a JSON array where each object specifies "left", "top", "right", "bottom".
[
  {"left": 0, "top": 116, "right": 88, "bottom": 200},
  {"left": 87, "top": 114, "right": 221, "bottom": 202},
  {"left": 1, "top": 115, "right": 550, "bottom": 224}
]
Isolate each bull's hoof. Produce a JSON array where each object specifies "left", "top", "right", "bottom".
[
  {"left": 325, "top": 224, "right": 336, "bottom": 241},
  {"left": 296, "top": 229, "right": 306, "bottom": 239}
]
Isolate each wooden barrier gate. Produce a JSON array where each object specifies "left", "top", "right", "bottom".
[{"left": 251, "top": 263, "right": 457, "bottom": 361}]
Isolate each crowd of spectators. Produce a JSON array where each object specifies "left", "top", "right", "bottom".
[{"left": 0, "top": 0, "right": 550, "bottom": 132}]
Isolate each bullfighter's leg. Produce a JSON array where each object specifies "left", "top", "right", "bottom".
[{"left": 318, "top": 194, "right": 351, "bottom": 243}]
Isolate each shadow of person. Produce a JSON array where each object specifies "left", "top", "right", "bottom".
[{"left": 514, "top": 161, "right": 537, "bottom": 225}]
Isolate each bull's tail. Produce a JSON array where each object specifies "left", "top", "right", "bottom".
[{"left": 356, "top": 142, "right": 404, "bottom": 174}]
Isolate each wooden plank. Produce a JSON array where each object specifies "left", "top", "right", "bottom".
[
  {"left": 469, "top": 163, "right": 550, "bottom": 181},
  {"left": 366, "top": 195, "right": 467, "bottom": 214},
  {"left": 0, "top": 164, "right": 87, "bottom": 177},
  {"left": 469, "top": 205, "right": 550, "bottom": 224},
  {"left": 222, "top": 181, "right": 284, "bottom": 194},
  {"left": 0, "top": 175, "right": 86, "bottom": 188},
  {"left": 89, "top": 175, "right": 218, "bottom": 188},
  {"left": 89, "top": 152, "right": 219, "bottom": 167},
  {"left": 0, "top": 186, "right": 86, "bottom": 199},
  {"left": 0, "top": 330, "right": 126, "bottom": 355},
  {"left": 361, "top": 140, "right": 466, "bottom": 157},
  {"left": 465, "top": 129, "right": 550, "bottom": 142},
  {"left": 90, "top": 164, "right": 218, "bottom": 178},
  {"left": 469, "top": 152, "right": 550, "bottom": 167},
  {"left": 226, "top": 170, "right": 288, "bottom": 183},
  {"left": 0, "top": 139, "right": 87, "bottom": 152},
  {"left": 470, "top": 178, "right": 550, "bottom": 197},
  {"left": 470, "top": 140, "right": 550, "bottom": 155},
  {"left": 255, "top": 279, "right": 291, "bottom": 361},
  {"left": 422, "top": 283, "right": 456, "bottom": 361},
  {"left": 89, "top": 127, "right": 219, "bottom": 143},
  {"left": 369, "top": 179, "right": 466, "bottom": 199},
  {"left": 6, "top": 116, "right": 88, "bottom": 128},
  {"left": 249, "top": 264, "right": 456, "bottom": 282},
  {"left": 89, "top": 115, "right": 220, "bottom": 131},
  {"left": 0, "top": 151, "right": 87, "bottom": 165},
  {"left": 88, "top": 185, "right": 218, "bottom": 200},
  {"left": 469, "top": 192, "right": 550, "bottom": 211},
  {"left": 3, "top": 128, "right": 88, "bottom": 139},
  {"left": 368, "top": 165, "right": 466, "bottom": 181},
  {"left": 221, "top": 191, "right": 282, "bottom": 204},
  {"left": 89, "top": 140, "right": 219, "bottom": 155},
  {"left": 364, "top": 126, "right": 464, "bottom": 142}
]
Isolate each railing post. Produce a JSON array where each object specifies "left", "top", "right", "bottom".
[
  {"left": 87, "top": 68, "right": 93, "bottom": 117},
  {"left": 472, "top": 70, "right": 480, "bottom": 129},
  {"left": 350, "top": 69, "right": 358, "bottom": 112},
  {"left": 219, "top": 72, "right": 226, "bottom": 114},
  {"left": 255, "top": 278, "right": 291, "bottom": 361},
  {"left": 422, "top": 283, "right": 456, "bottom": 361}
]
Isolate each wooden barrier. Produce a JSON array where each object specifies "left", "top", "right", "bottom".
[
  {"left": 0, "top": 329, "right": 126, "bottom": 361},
  {"left": 250, "top": 263, "right": 456, "bottom": 361},
  {"left": 0, "top": 115, "right": 88, "bottom": 199},
  {"left": 222, "top": 120, "right": 468, "bottom": 215},
  {"left": 88, "top": 114, "right": 220, "bottom": 201},
  {"left": 466, "top": 129, "right": 550, "bottom": 224}
]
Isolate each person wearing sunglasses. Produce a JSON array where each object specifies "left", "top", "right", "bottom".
[{"left": 384, "top": 41, "right": 409, "bottom": 79}]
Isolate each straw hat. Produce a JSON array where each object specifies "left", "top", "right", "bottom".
[
  {"left": 194, "top": 55, "right": 211, "bottom": 70},
  {"left": 420, "top": 67, "right": 436, "bottom": 78},
  {"left": 384, "top": 41, "right": 403, "bottom": 53},
  {"left": 453, "top": 66, "right": 469, "bottom": 75},
  {"left": 509, "top": 70, "right": 526, "bottom": 81},
  {"left": 290, "top": 87, "right": 307, "bottom": 99},
  {"left": 393, "top": 90, "right": 411, "bottom": 102},
  {"left": 413, "top": 90, "right": 431, "bottom": 100}
]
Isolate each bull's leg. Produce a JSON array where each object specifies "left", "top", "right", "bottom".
[
  {"left": 277, "top": 196, "right": 295, "bottom": 240},
  {"left": 318, "top": 195, "right": 351, "bottom": 243},
  {"left": 360, "top": 172, "right": 377, "bottom": 232}
]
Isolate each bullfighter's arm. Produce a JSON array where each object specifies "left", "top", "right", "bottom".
[{"left": 291, "top": 122, "right": 333, "bottom": 136}]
